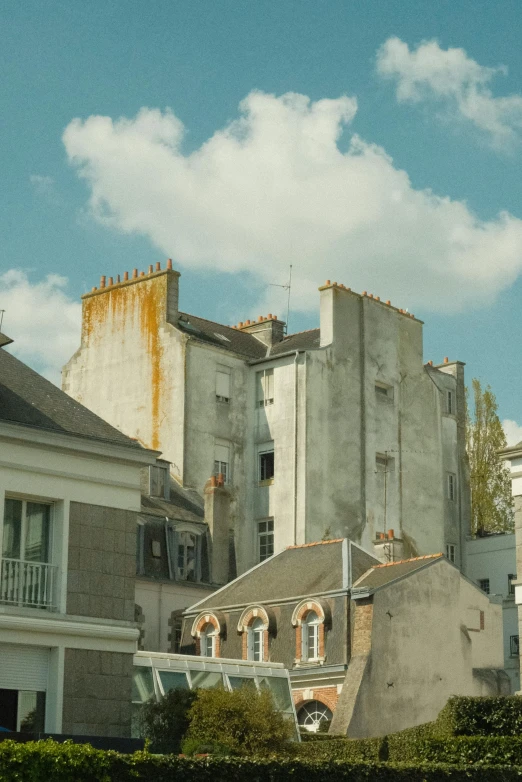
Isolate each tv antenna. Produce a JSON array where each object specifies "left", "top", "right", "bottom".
[{"left": 269, "top": 265, "right": 292, "bottom": 334}]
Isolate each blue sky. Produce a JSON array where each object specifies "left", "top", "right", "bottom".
[{"left": 2, "top": 1, "right": 522, "bottom": 436}]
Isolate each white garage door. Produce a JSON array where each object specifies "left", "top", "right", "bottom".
[{"left": 0, "top": 643, "right": 49, "bottom": 691}]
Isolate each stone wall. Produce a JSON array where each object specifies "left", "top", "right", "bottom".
[
  {"left": 62, "top": 649, "right": 133, "bottom": 737},
  {"left": 67, "top": 501, "right": 136, "bottom": 621}
]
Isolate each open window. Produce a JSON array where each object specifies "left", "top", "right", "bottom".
[
  {"left": 167, "top": 525, "right": 206, "bottom": 583},
  {"left": 258, "top": 444, "right": 275, "bottom": 483},
  {"left": 214, "top": 442, "right": 230, "bottom": 484}
]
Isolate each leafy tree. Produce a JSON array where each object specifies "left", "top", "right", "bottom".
[
  {"left": 139, "top": 687, "right": 196, "bottom": 754},
  {"left": 182, "top": 685, "right": 294, "bottom": 756},
  {"left": 466, "top": 378, "right": 514, "bottom": 535}
]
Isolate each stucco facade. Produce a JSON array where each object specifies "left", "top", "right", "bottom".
[{"left": 63, "top": 263, "right": 470, "bottom": 576}]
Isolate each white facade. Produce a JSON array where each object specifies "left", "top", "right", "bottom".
[
  {"left": 464, "top": 533, "right": 519, "bottom": 693},
  {"left": 63, "top": 265, "right": 470, "bottom": 578},
  {"left": 0, "top": 418, "right": 154, "bottom": 732}
]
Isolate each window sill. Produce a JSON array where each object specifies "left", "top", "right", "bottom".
[
  {"left": 293, "top": 656, "right": 325, "bottom": 667},
  {"left": 258, "top": 479, "right": 274, "bottom": 487}
]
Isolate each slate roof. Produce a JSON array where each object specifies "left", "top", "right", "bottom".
[
  {"left": 0, "top": 345, "right": 144, "bottom": 449},
  {"left": 352, "top": 553, "right": 444, "bottom": 593},
  {"left": 269, "top": 329, "right": 321, "bottom": 357},
  {"left": 177, "top": 313, "right": 267, "bottom": 360},
  {"left": 141, "top": 482, "right": 204, "bottom": 525},
  {"left": 187, "top": 540, "right": 348, "bottom": 613}
]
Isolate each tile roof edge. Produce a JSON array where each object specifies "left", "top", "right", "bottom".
[
  {"left": 286, "top": 538, "right": 344, "bottom": 549},
  {"left": 372, "top": 552, "right": 444, "bottom": 569}
]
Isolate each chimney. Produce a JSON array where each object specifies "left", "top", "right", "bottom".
[
  {"left": 238, "top": 316, "right": 285, "bottom": 347},
  {"left": 204, "top": 476, "right": 231, "bottom": 585}
]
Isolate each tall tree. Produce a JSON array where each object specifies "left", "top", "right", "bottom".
[{"left": 466, "top": 378, "right": 514, "bottom": 535}]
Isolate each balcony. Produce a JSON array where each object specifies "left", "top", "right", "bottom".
[{"left": 0, "top": 558, "right": 58, "bottom": 610}]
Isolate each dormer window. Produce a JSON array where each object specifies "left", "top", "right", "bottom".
[{"left": 149, "top": 465, "right": 169, "bottom": 499}]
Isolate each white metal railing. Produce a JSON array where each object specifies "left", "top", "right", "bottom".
[{"left": 0, "top": 558, "right": 58, "bottom": 610}]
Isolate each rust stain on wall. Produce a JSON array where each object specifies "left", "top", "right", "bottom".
[{"left": 82, "top": 278, "right": 165, "bottom": 451}]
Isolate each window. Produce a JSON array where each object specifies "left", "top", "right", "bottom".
[
  {"left": 216, "top": 366, "right": 231, "bottom": 403},
  {"left": 445, "top": 544, "right": 456, "bottom": 563},
  {"left": 447, "top": 390, "right": 455, "bottom": 415},
  {"left": 1, "top": 499, "right": 55, "bottom": 610},
  {"left": 149, "top": 465, "right": 168, "bottom": 499},
  {"left": 200, "top": 623, "right": 216, "bottom": 657},
  {"left": 376, "top": 454, "right": 391, "bottom": 471},
  {"left": 257, "top": 368, "right": 274, "bottom": 407},
  {"left": 479, "top": 578, "right": 490, "bottom": 594},
  {"left": 214, "top": 442, "right": 230, "bottom": 483},
  {"left": 258, "top": 519, "right": 274, "bottom": 562},
  {"left": 248, "top": 617, "right": 265, "bottom": 662},
  {"left": 511, "top": 635, "right": 520, "bottom": 657},
  {"left": 259, "top": 448, "right": 275, "bottom": 482},
  {"left": 302, "top": 610, "right": 320, "bottom": 661},
  {"left": 375, "top": 382, "right": 393, "bottom": 400},
  {"left": 509, "top": 574, "right": 517, "bottom": 596},
  {"left": 297, "top": 701, "right": 333, "bottom": 733},
  {"left": 447, "top": 473, "right": 456, "bottom": 501},
  {"left": 167, "top": 526, "right": 204, "bottom": 582},
  {"left": 170, "top": 610, "right": 184, "bottom": 654}
]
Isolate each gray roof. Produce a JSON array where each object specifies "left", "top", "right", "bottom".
[
  {"left": 269, "top": 329, "right": 321, "bottom": 356},
  {"left": 352, "top": 553, "right": 444, "bottom": 593},
  {"left": 0, "top": 333, "right": 13, "bottom": 349},
  {"left": 187, "top": 540, "right": 346, "bottom": 612},
  {"left": 177, "top": 313, "right": 267, "bottom": 360},
  {"left": 0, "top": 346, "right": 144, "bottom": 449},
  {"left": 141, "top": 482, "right": 204, "bottom": 524}
]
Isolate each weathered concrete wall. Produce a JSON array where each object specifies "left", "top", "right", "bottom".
[
  {"left": 62, "top": 649, "right": 133, "bottom": 736},
  {"left": 67, "top": 502, "right": 136, "bottom": 621},
  {"left": 344, "top": 561, "right": 505, "bottom": 737}
]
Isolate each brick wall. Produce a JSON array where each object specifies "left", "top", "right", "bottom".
[
  {"left": 61, "top": 649, "right": 133, "bottom": 737},
  {"left": 67, "top": 502, "right": 137, "bottom": 621},
  {"left": 293, "top": 685, "right": 339, "bottom": 713}
]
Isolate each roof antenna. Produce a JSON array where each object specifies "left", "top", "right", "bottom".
[{"left": 269, "top": 265, "right": 292, "bottom": 334}]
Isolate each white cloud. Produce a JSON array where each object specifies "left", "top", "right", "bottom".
[
  {"left": 503, "top": 419, "right": 522, "bottom": 447},
  {"left": 63, "top": 91, "right": 522, "bottom": 315},
  {"left": 0, "top": 270, "right": 81, "bottom": 385},
  {"left": 376, "top": 37, "right": 522, "bottom": 149}
]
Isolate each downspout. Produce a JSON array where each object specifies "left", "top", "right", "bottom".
[{"left": 293, "top": 351, "right": 299, "bottom": 545}]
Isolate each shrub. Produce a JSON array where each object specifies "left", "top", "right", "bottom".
[
  {"left": 294, "top": 736, "right": 384, "bottom": 762},
  {"left": 182, "top": 686, "right": 294, "bottom": 757},
  {"left": 435, "top": 696, "right": 522, "bottom": 737},
  {"left": 139, "top": 687, "right": 196, "bottom": 754}
]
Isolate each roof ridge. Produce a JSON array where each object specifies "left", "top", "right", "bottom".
[
  {"left": 286, "top": 538, "right": 344, "bottom": 549},
  {"left": 372, "top": 553, "right": 443, "bottom": 569},
  {"left": 283, "top": 328, "right": 320, "bottom": 338},
  {"left": 179, "top": 311, "right": 256, "bottom": 336}
]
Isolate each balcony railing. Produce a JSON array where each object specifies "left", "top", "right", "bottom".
[{"left": 0, "top": 558, "right": 58, "bottom": 610}]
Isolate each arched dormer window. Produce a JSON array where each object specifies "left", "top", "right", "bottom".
[
  {"left": 191, "top": 612, "right": 225, "bottom": 658},
  {"left": 292, "top": 599, "right": 331, "bottom": 665},
  {"left": 237, "top": 606, "right": 274, "bottom": 662}
]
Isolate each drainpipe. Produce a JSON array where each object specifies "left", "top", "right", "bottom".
[{"left": 293, "top": 351, "right": 299, "bottom": 545}]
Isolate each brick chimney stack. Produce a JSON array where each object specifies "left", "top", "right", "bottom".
[{"left": 204, "top": 475, "right": 231, "bottom": 585}]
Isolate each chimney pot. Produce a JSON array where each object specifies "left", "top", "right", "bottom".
[
  {"left": 167, "top": 258, "right": 173, "bottom": 270},
  {"left": 124, "top": 271, "right": 129, "bottom": 281},
  {"left": 148, "top": 265, "right": 153, "bottom": 274},
  {"left": 258, "top": 315, "right": 263, "bottom": 322},
  {"left": 274, "top": 315, "right": 277, "bottom": 320},
  {"left": 238, "top": 322, "right": 243, "bottom": 328},
  {"left": 268, "top": 314, "right": 272, "bottom": 319},
  {"left": 100, "top": 276, "right": 106, "bottom": 288},
  {"left": 444, "top": 356, "right": 449, "bottom": 364},
  {"left": 362, "top": 291, "right": 367, "bottom": 296},
  {"left": 92, "top": 286, "right": 97, "bottom": 292},
  {"left": 333, "top": 282, "right": 337, "bottom": 286},
  {"left": 140, "top": 271, "right": 145, "bottom": 277},
  {"left": 325, "top": 279, "right": 331, "bottom": 286},
  {"left": 386, "top": 300, "right": 391, "bottom": 305},
  {"left": 388, "top": 529, "right": 394, "bottom": 540},
  {"left": 245, "top": 320, "right": 251, "bottom": 326},
  {"left": 156, "top": 261, "right": 161, "bottom": 272},
  {"left": 376, "top": 296, "right": 380, "bottom": 301},
  {"left": 116, "top": 274, "right": 121, "bottom": 283},
  {"left": 369, "top": 293, "right": 373, "bottom": 298},
  {"left": 132, "top": 269, "right": 138, "bottom": 279}
]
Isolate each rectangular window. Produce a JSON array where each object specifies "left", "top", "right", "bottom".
[
  {"left": 479, "top": 578, "right": 490, "bottom": 594},
  {"left": 511, "top": 635, "right": 520, "bottom": 657},
  {"left": 257, "top": 368, "right": 274, "bottom": 407},
  {"left": 376, "top": 454, "right": 390, "bottom": 471},
  {"left": 214, "top": 442, "right": 230, "bottom": 483},
  {"left": 149, "top": 465, "right": 168, "bottom": 499},
  {"left": 445, "top": 544, "right": 456, "bottom": 563},
  {"left": 216, "top": 366, "right": 231, "bottom": 403},
  {"left": 168, "top": 527, "right": 203, "bottom": 582},
  {"left": 447, "top": 390, "right": 455, "bottom": 415},
  {"left": 375, "top": 382, "right": 393, "bottom": 400},
  {"left": 259, "top": 449, "right": 275, "bottom": 482},
  {"left": 447, "top": 473, "right": 456, "bottom": 501},
  {"left": 509, "top": 574, "right": 517, "bottom": 596},
  {"left": 258, "top": 519, "right": 274, "bottom": 562}
]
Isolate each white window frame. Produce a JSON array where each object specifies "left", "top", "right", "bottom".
[
  {"left": 257, "top": 368, "right": 274, "bottom": 407},
  {"left": 167, "top": 524, "right": 204, "bottom": 583},
  {"left": 248, "top": 618, "right": 265, "bottom": 662},
  {"left": 445, "top": 544, "right": 456, "bottom": 563},
  {"left": 258, "top": 445, "right": 275, "bottom": 483},
  {"left": 302, "top": 611, "right": 320, "bottom": 662},
  {"left": 216, "top": 366, "right": 231, "bottom": 404},
  {"left": 258, "top": 519, "right": 274, "bottom": 562},
  {"left": 214, "top": 441, "right": 231, "bottom": 484},
  {"left": 2, "top": 498, "right": 53, "bottom": 565},
  {"left": 447, "top": 473, "right": 456, "bottom": 501},
  {"left": 149, "top": 465, "right": 169, "bottom": 500},
  {"left": 200, "top": 623, "right": 217, "bottom": 657}
]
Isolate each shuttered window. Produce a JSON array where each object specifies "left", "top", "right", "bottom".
[{"left": 0, "top": 643, "right": 49, "bottom": 691}]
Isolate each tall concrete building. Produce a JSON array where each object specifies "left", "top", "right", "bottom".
[{"left": 63, "top": 261, "right": 470, "bottom": 577}]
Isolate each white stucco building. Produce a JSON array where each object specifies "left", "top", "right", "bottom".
[
  {"left": 465, "top": 532, "right": 519, "bottom": 693},
  {"left": 63, "top": 262, "right": 470, "bottom": 579}
]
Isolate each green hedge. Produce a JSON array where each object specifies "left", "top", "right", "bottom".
[
  {"left": 294, "top": 736, "right": 384, "bottom": 762},
  {"left": 435, "top": 697, "right": 522, "bottom": 737},
  {"left": 2, "top": 740, "right": 522, "bottom": 782}
]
